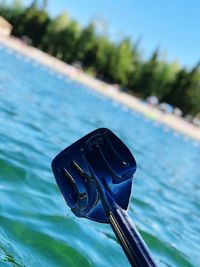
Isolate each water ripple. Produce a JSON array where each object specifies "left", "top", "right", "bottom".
[{"left": 0, "top": 45, "right": 200, "bottom": 267}]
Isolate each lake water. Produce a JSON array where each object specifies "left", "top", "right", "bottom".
[{"left": 0, "top": 44, "right": 199, "bottom": 267}]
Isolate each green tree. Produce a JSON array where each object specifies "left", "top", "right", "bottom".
[
  {"left": 41, "top": 12, "right": 70, "bottom": 54},
  {"left": 107, "top": 38, "right": 135, "bottom": 86},
  {"left": 186, "top": 64, "right": 200, "bottom": 115},
  {"left": 59, "top": 20, "right": 81, "bottom": 63},
  {"left": 75, "top": 23, "right": 97, "bottom": 66},
  {"left": 150, "top": 61, "right": 180, "bottom": 99},
  {"left": 0, "top": 0, "right": 24, "bottom": 28},
  {"left": 93, "top": 36, "right": 115, "bottom": 79},
  {"left": 133, "top": 49, "right": 159, "bottom": 97},
  {"left": 163, "top": 63, "right": 200, "bottom": 115},
  {"left": 13, "top": 4, "right": 50, "bottom": 46}
]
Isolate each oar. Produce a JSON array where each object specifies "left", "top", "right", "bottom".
[{"left": 51, "top": 128, "right": 157, "bottom": 267}]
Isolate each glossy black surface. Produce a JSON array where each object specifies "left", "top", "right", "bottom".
[
  {"left": 52, "top": 128, "right": 136, "bottom": 223},
  {"left": 52, "top": 128, "right": 157, "bottom": 267}
]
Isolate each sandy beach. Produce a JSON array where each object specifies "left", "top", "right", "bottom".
[{"left": 0, "top": 35, "right": 200, "bottom": 142}]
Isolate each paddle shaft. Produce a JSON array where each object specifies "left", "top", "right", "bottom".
[
  {"left": 108, "top": 207, "right": 157, "bottom": 267},
  {"left": 97, "top": 183, "right": 157, "bottom": 267}
]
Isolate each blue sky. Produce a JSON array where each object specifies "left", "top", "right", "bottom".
[{"left": 22, "top": 0, "right": 199, "bottom": 68}]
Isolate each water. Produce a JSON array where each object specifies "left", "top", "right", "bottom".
[{"left": 0, "top": 44, "right": 199, "bottom": 267}]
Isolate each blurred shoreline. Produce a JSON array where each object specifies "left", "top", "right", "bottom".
[{"left": 1, "top": 35, "right": 200, "bottom": 142}]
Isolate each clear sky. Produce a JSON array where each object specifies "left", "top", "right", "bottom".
[{"left": 22, "top": 0, "right": 199, "bottom": 68}]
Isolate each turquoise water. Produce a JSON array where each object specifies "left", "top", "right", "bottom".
[{"left": 0, "top": 44, "right": 200, "bottom": 267}]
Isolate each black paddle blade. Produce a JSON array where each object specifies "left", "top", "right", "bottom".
[{"left": 51, "top": 128, "right": 137, "bottom": 223}]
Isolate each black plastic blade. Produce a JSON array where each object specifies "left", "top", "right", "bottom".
[{"left": 51, "top": 128, "right": 137, "bottom": 223}]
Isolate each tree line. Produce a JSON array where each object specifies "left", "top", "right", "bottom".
[{"left": 0, "top": 1, "right": 200, "bottom": 117}]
